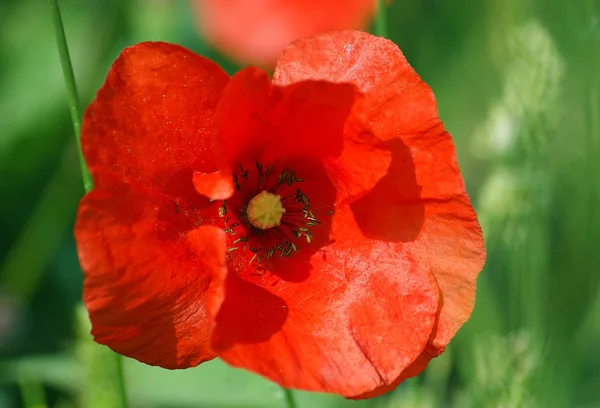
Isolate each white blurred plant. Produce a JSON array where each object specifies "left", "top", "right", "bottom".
[
  {"left": 467, "top": 16, "right": 565, "bottom": 408},
  {"left": 472, "top": 20, "right": 563, "bottom": 159},
  {"left": 474, "top": 18, "right": 563, "bottom": 325}
]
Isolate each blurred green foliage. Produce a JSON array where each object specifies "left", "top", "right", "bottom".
[{"left": 0, "top": 0, "right": 598, "bottom": 407}]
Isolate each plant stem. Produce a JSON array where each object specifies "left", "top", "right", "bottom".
[
  {"left": 18, "top": 375, "right": 48, "bottom": 408},
  {"left": 115, "top": 350, "right": 129, "bottom": 408},
  {"left": 282, "top": 387, "right": 298, "bottom": 408},
  {"left": 49, "top": 0, "right": 93, "bottom": 192},
  {"left": 374, "top": 0, "right": 388, "bottom": 38},
  {"left": 49, "top": 1, "right": 127, "bottom": 407}
]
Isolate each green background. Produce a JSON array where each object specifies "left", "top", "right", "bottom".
[{"left": 0, "top": 0, "right": 599, "bottom": 407}]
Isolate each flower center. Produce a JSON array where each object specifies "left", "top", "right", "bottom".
[
  {"left": 246, "top": 190, "right": 286, "bottom": 230},
  {"left": 217, "top": 161, "right": 325, "bottom": 265}
]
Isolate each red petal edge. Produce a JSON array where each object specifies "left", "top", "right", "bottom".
[
  {"left": 82, "top": 42, "right": 229, "bottom": 197},
  {"left": 75, "top": 183, "right": 225, "bottom": 368}
]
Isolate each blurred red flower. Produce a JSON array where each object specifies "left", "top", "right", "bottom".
[
  {"left": 191, "top": 0, "right": 379, "bottom": 66},
  {"left": 74, "top": 30, "right": 485, "bottom": 398}
]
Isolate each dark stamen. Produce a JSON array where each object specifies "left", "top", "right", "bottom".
[{"left": 239, "top": 164, "right": 249, "bottom": 179}]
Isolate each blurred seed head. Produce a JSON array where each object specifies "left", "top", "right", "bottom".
[
  {"left": 478, "top": 167, "right": 551, "bottom": 244},
  {"left": 455, "top": 332, "right": 542, "bottom": 408},
  {"left": 381, "top": 383, "right": 437, "bottom": 408}
]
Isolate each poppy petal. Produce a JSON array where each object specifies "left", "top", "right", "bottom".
[
  {"left": 349, "top": 130, "right": 485, "bottom": 365},
  {"left": 212, "top": 66, "right": 391, "bottom": 203},
  {"left": 353, "top": 343, "right": 440, "bottom": 399},
  {"left": 274, "top": 30, "right": 440, "bottom": 139},
  {"left": 192, "top": 170, "right": 234, "bottom": 200},
  {"left": 274, "top": 30, "right": 486, "bottom": 385},
  {"left": 214, "top": 67, "right": 351, "bottom": 164},
  {"left": 192, "top": 0, "right": 376, "bottom": 66},
  {"left": 75, "top": 183, "right": 224, "bottom": 368},
  {"left": 206, "top": 207, "right": 440, "bottom": 397},
  {"left": 82, "top": 42, "right": 229, "bottom": 196}
]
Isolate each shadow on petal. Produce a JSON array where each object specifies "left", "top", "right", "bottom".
[
  {"left": 350, "top": 137, "right": 424, "bottom": 243},
  {"left": 211, "top": 272, "right": 288, "bottom": 350}
]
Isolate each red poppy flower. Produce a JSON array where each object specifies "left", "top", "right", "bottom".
[
  {"left": 75, "top": 30, "right": 485, "bottom": 398},
  {"left": 191, "top": 0, "right": 379, "bottom": 66}
]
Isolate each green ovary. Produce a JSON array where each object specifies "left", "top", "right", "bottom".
[{"left": 247, "top": 190, "right": 286, "bottom": 230}]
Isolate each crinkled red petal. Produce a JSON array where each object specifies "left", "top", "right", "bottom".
[
  {"left": 206, "top": 207, "right": 440, "bottom": 397},
  {"left": 214, "top": 67, "right": 352, "bottom": 164},
  {"left": 353, "top": 343, "right": 441, "bottom": 399},
  {"left": 274, "top": 30, "right": 485, "bottom": 394},
  {"left": 202, "top": 66, "right": 390, "bottom": 203},
  {"left": 82, "top": 42, "right": 229, "bottom": 197},
  {"left": 75, "top": 181, "right": 224, "bottom": 368}
]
